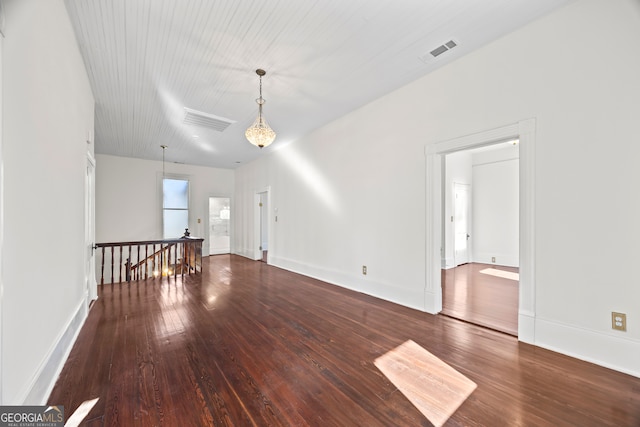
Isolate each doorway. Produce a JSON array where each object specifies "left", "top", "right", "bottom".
[
  {"left": 209, "top": 197, "right": 231, "bottom": 255},
  {"left": 441, "top": 143, "right": 520, "bottom": 335},
  {"left": 425, "top": 119, "right": 536, "bottom": 343}
]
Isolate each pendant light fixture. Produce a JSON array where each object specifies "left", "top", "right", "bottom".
[
  {"left": 160, "top": 145, "right": 167, "bottom": 178},
  {"left": 245, "top": 69, "right": 276, "bottom": 148}
]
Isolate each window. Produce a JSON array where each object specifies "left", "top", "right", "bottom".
[{"left": 163, "top": 178, "right": 189, "bottom": 238}]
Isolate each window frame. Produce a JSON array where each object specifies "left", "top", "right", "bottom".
[{"left": 160, "top": 173, "right": 191, "bottom": 239}]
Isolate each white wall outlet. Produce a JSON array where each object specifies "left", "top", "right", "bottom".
[{"left": 362, "top": 265, "right": 367, "bottom": 275}]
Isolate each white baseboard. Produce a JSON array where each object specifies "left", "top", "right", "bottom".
[
  {"left": 21, "top": 299, "right": 88, "bottom": 404},
  {"left": 473, "top": 253, "right": 519, "bottom": 267},
  {"left": 270, "top": 255, "right": 427, "bottom": 313},
  {"left": 442, "top": 257, "right": 455, "bottom": 269},
  {"left": 209, "top": 250, "right": 232, "bottom": 256},
  {"left": 534, "top": 317, "right": 640, "bottom": 378},
  {"left": 424, "top": 288, "right": 442, "bottom": 314},
  {"left": 518, "top": 310, "right": 535, "bottom": 344},
  {"left": 233, "top": 248, "right": 256, "bottom": 260}
]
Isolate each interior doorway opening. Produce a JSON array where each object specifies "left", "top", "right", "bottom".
[
  {"left": 441, "top": 141, "right": 520, "bottom": 335},
  {"left": 209, "top": 197, "right": 231, "bottom": 255},
  {"left": 425, "top": 119, "right": 536, "bottom": 343}
]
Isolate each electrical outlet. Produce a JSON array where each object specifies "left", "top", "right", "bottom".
[
  {"left": 612, "top": 312, "right": 627, "bottom": 331},
  {"left": 362, "top": 265, "right": 367, "bottom": 275},
  {"left": 491, "top": 257, "right": 496, "bottom": 263}
]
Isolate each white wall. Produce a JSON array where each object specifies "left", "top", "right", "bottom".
[
  {"left": 1, "top": 0, "right": 95, "bottom": 403},
  {"left": 234, "top": 0, "right": 640, "bottom": 376},
  {"left": 95, "top": 154, "right": 234, "bottom": 255},
  {"left": 0, "top": 4, "right": 4, "bottom": 406},
  {"left": 471, "top": 146, "right": 519, "bottom": 267}
]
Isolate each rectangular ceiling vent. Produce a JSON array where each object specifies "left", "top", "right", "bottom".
[
  {"left": 183, "top": 107, "right": 236, "bottom": 132},
  {"left": 420, "top": 39, "right": 459, "bottom": 63}
]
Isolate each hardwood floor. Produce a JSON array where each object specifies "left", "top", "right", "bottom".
[
  {"left": 442, "top": 263, "right": 519, "bottom": 336},
  {"left": 49, "top": 255, "right": 640, "bottom": 426}
]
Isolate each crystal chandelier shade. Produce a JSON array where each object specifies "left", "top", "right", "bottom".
[{"left": 245, "top": 69, "right": 276, "bottom": 148}]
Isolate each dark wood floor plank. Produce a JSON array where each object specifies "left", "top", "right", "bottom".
[
  {"left": 48, "top": 255, "right": 640, "bottom": 426},
  {"left": 442, "top": 263, "right": 519, "bottom": 335},
  {"left": 259, "top": 294, "right": 427, "bottom": 426}
]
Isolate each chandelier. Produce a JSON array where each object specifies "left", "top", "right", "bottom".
[{"left": 245, "top": 69, "right": 276, "bottom": 148}]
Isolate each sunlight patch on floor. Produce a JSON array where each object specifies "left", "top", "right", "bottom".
[
  {"left": 374, "top": 340, "right": 476, "bottom": 427},
  {"left": 480, "top": 267, "right": 519, "bottom": 281},
  {"left": 64, "top": 398, "right": 99, "bottom": 427}
]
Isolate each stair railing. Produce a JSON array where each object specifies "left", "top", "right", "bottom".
[{"left": 95, "top": 233, "right": 203, "bottom": 285}]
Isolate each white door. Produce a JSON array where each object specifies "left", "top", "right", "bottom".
[
  {"left": 453, "top": 183, "right": 471, "bottom": 266},
  {"left": 209, "top": 197, "right": 231, "bottom": 255},
  {"left": 85, "top": 155, "right": 97, "bottom": 302}
]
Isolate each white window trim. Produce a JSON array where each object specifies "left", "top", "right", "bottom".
[{"left": 159, "top": 172, "right": 191, "bottom": 239}]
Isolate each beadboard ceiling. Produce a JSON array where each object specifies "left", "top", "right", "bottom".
[{"left": 65, "top": 0, "right": 571, "bottom": 169}]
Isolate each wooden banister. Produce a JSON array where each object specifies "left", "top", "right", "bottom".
[{"left": 95, "top": 234, "right": 204, "bottom": 285}]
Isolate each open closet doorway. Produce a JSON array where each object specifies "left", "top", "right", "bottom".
[
  {"left": 441, "top": 141, "right": 520, "bottom": 336},
  {"left": 209, "top": 197, "right": 231, "bottom": 255}
]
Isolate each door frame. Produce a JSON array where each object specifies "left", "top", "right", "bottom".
[{"left": 425, "top": 119, "right": 536, "bottom": 343}]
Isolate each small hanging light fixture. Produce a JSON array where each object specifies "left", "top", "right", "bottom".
[
  {"left": 160, "top": 145, "right": 167, "bottom": 178},
  {"left": 245, "top": 69, "right": 276, "bottom": 148}
]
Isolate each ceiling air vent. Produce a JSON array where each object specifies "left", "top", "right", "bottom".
[
  {"left": 419, "top": 39, "right": 459, "bottom": 63},
  {"left": 183, "top": 107, "right": 236, "bottom": 132}
]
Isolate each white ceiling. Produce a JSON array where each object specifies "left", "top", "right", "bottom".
[{"left": 64, "top": 0, "right": 571, "bottom": 169}]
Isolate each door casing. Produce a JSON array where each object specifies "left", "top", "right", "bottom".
[{"left": 426, "top": 119, "right": 536, "bottom": 343}]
